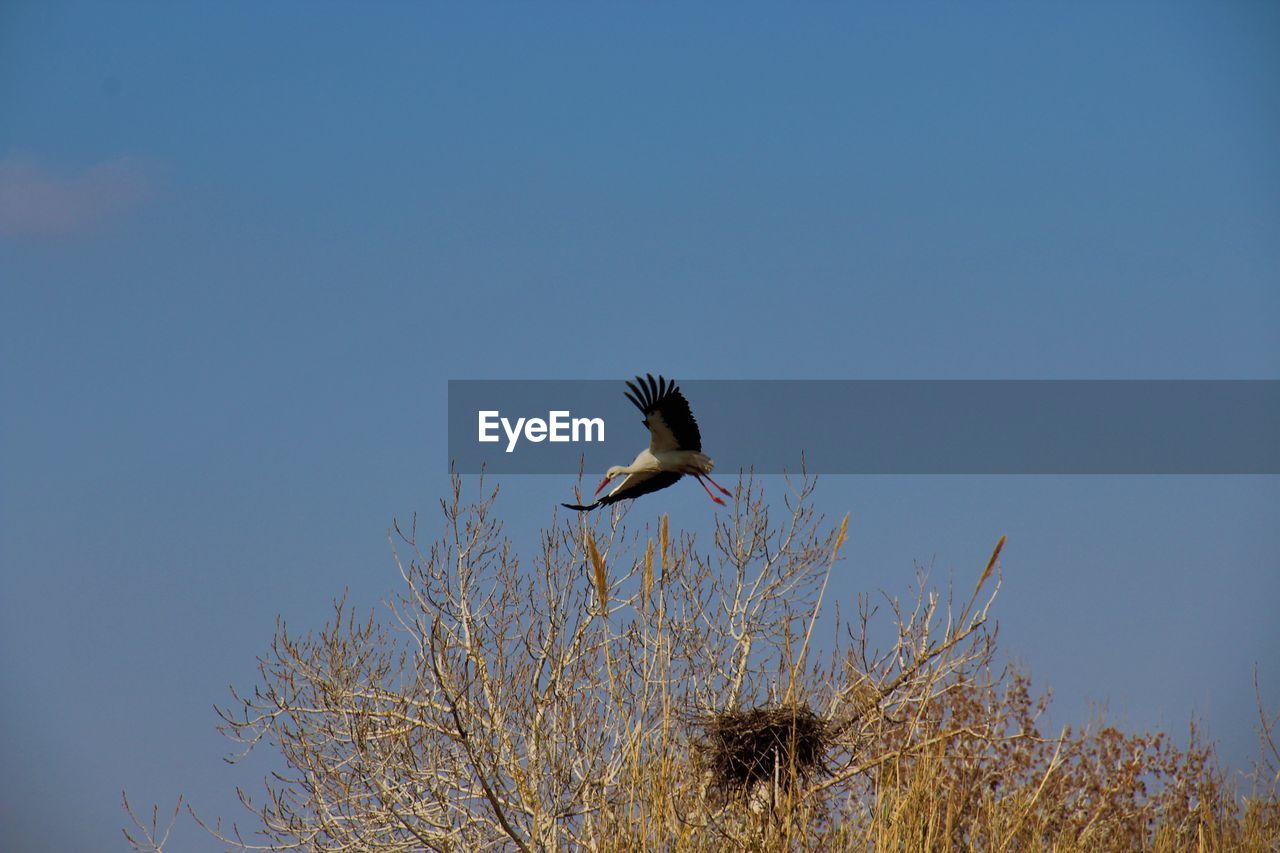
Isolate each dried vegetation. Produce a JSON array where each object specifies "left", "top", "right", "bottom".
[{"left": 125, "top": 473, "right": 1280, "bottom": 851}]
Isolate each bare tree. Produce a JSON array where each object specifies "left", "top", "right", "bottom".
[{"left": 125, "top": 472, "right": 1278, "bottom": 851}]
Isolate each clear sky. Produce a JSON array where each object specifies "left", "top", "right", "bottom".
[{"left": 2, "top": 3, "right": 1278, "bottom": 849}]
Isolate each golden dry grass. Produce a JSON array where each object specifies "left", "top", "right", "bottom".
[{"left": 125, "top": 475, "right": 1280, "bottom": 851}]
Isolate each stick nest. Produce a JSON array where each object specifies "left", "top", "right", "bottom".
[{"left": 696, "top": 704, "right": 831, "bottom": 795}]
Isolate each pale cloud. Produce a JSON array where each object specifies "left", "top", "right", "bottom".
[{"left": 0, "top": 154, "right": 159, "bottom": 237}]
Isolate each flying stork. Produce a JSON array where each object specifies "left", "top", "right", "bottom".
[{"left": 562, "top": 374, "right": 733, "bottom": 512}]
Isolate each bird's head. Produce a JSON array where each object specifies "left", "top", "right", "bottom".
[{"left": 595, "top": 465, "right": 628, "bottom": 496}]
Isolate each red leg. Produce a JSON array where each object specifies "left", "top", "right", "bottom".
[
  {"left": 694, "top": 475, "right": 725, "bottom": 505},
  {"left": 702, "top": 473, "right": 733, "bottom": 497}
]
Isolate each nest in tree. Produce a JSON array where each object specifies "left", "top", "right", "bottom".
[{"left": 696, "top": 704, "right": 831, "bottom": 797}]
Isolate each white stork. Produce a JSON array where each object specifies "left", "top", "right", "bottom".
[{"left": 563, "top": 374, "right": 733, "bottom": 512}]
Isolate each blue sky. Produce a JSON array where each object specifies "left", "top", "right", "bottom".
[{"left": 2, "top": 3, "right": 1278, "bottom": 848}]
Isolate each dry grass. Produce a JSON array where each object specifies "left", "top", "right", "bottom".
[{"left": 125, "top": 473, "right": 1280, "bottom": 851}]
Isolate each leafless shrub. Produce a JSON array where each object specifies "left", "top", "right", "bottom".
[
  {"left": 124, "top": 472, "right": 1280, "bottom": 850},
  {"left": 121, "top": 793, "right": 182, "bottom": 852}
]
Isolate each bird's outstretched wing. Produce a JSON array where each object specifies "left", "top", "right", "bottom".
[
  {"left": 622, "top": 374, "right": 703, "bottom": 453},
  {"left": 561, "top": 471, "right": 683, "bottom": 512}
]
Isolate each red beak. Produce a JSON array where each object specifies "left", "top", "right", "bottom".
[{"left": 594, "top": 475, "right": 615, "bottom": 496}]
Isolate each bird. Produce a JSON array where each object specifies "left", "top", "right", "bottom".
[{"left": 562, "top": 374, "right": 733, "bottom": 512}]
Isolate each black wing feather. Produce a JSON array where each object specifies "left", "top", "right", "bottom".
[
  {"left": 561, "top": 471, "right": 683, "bottom": 512},
  {"left": 601, "top": 470, "right": 682, "bottom": 505},
  {"left": 623, "top": 380, "right": 645, "bottom": 414},
  {"left": 619, "top": 373, "right": 703, "bottom": 452}
]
